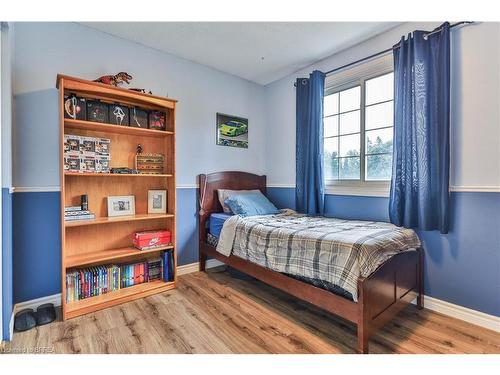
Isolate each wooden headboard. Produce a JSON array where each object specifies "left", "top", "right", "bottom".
[{"left": 197, "top": 171, "right": 266, "bottom": 244}]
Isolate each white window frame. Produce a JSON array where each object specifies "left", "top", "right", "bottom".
[{"left": 324, "top": 54, "right": 393, "bottom": 197}]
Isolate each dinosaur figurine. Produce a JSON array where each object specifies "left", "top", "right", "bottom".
[{"left": 93, "top": 72, "right": 132, "bottom": 86}]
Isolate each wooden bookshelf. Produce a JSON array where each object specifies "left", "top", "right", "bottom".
[{"left": 57, "top": 75, "right": 177, "bottom": 320}]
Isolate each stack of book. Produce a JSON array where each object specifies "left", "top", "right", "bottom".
[{"left": 64, "top": 205, "right": 96, "bottom": 221}]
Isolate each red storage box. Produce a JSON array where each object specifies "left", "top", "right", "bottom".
[{"left": 133, "top": 230, "right": 171, "bottom": 250}]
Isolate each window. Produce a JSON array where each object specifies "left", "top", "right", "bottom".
[{"left": 323, "top": 70, "right": 394, "bottom": 194}]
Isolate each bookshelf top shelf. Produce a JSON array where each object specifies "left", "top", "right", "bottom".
[
  {"left": 57, "top": 74, "right": 177, "bottom": 109},
  {"left": 64, "top": 172, "right": 174, "bottom": 178},
  {"left": 65, "top": 119, "right": 174, "bottom": 137}
]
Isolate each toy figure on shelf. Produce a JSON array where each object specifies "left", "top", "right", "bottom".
[{"left": 93, "top": 72, "right": 132, "bottom": 86}]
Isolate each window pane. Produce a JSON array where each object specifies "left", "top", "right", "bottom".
[
  {"left": 324, "top": 137, "right": 339, "bottom": 180},
  {"left": 366, "top": 154, "right": 392, "bottom": 180},
  {"left": 323, "top": 115, "right": 338, "bottom": 138},
  {"left": 366, "top": 101, "right": 393, "bottom": 130},
  {"left": 339, "top": 86, "right": 360, "bottom": 112},
  {"left": 366, "top": 72, "right": 393, "bottom": 105},
  {"left": 339, "top": 133, "right": 360, "bottom": 157},
  {"left": 324, "top": 92, "right": 339, "bottom": 116},
  {"left": 366, "top": 127, "right": 393, "bottom": 155},
  {"left": 339, "top": 157, "right": 360, "bottom": 180},
  {"left": 339, "top": 110, "right": 360, "bottom": 135}
]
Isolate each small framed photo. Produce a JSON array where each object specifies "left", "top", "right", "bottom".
[
  {"left": 148, "top": 190, "right": 167, "bottom": 214},
  {"left": 107, "top": 195, "right": 136, "bottom": 217}
]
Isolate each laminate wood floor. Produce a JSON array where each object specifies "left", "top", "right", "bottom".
[{"left": 5, "top": 268, "right": 500, "bottom": 354}]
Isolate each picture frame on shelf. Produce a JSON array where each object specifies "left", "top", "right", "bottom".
[
  {"left": 107, "top": 195, "right": 136, "bottom": 217},
  {"left": 148, "top": 190, "right": 167, "bottom": 214}
]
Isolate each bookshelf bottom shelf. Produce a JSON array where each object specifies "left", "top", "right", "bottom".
[{"left": 63, "top": 280, "right": 175, "bottom": 319}]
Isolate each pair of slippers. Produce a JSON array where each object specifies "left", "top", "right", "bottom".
[{"left": 14, "top": 303, "right": 56, "bottom": 332}]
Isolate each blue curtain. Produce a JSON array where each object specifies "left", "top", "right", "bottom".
[
  {"left": 389, "top": 23, "right": 451, "bottom": 234},
  {"left": 296, "top": 70, "right": 326, "bottom": 215}
]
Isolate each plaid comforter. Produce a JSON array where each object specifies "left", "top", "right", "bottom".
[{"left": 216, "top": 210, "right": 420, "bottom": 301}]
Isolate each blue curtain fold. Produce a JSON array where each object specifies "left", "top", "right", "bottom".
[
  {"left": 389, "top": 22, "right": 451, "bottom": 234},
  {"left": 296, "top": 70, "right": 326, "bottom": 215}
]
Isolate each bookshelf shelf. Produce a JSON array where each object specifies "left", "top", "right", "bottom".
[
  {"left": 64, "top": 172, "right": 174, "bottom": 178},
  {"left": 65, "top": 245, "right": 174, "bottom": 268},
  {"left": 64, "top": 213, "right": 174, "bottom": 228},
  {"left": 64, "top": 118, "right": 174, "bottom": 137},
  {"left": 65, "top": 280, "right": 175, "bottom": 319},
  {"left": 58, "top": 74, "right": 177, "bottom": 320}
]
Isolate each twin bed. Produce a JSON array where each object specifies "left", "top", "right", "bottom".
[{"left": 198, "top": 171, "right": 424, "bottom": 353}]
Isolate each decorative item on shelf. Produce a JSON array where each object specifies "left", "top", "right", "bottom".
[
  {"left": 216, "top": 112, "right": 249, "bottom": 149},
  {"left": 149, "top": 110, "right": 166, "bottom": 131},
  {"left": 107, "top": 195, "right": 136, "bottom": 217},
  {"left": 93, "top": 72, "right": 132, "bottom": 87},
  {"left": 64, "top": 94, "right": 86, "bottom": 120},
  {"left": 87, "top": 100, "right": 109, "bottom": 123},
  {"left": 110, "top": 167, "right": 139, "bottom": 174},
  {"left": 129, "top": 88, "right": 152, "bottom": 94},
  {"left": 162, "top": 250, "right": 175, "bottom": 282},
  {"left": 133, "top": 230, "right": 172, "bottom": 251},
  {"left": 64, "top": 135, "right": 110, "bottom": 174},
  {"left": 81, "top": 194, "right": 88, "bottom": 211},
  {"left": 135, "top": 144, "right": 165, "bottom": 174},
  {"left": 130, "top": 107, "right": 148, "bottom": 128},
  {"left": 96, "top": 138, "right": 111, "bottom": 157},
  {"left": 64, "top": 135, "right": 81, "bottom": 155},
  {"left": 109, "top": 103, "right": 130, "bottom": 126},
  {"left": 64, "top": 156, "right": 81, "bottom": 172},
  {"left": 148, "top": 190, "right": 167, "bottom": 214}
]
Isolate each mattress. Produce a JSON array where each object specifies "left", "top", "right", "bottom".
[
  {"left": 208, "top": 212, "right": 232, "bottom": 238},
  {"left": 215, "top": 210, "right": 420, "bottom": 301}
]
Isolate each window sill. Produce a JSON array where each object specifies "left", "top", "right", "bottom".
[{"left": 325, "top": 184, "right": 390, "bottom": 197}]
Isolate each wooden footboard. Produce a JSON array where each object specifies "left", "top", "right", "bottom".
[
  {"left": 357, "top": 248, "right": 424, "bottom": 353},
  {"left": 197, "top": 172, "right": 424, "bottom": 354}
]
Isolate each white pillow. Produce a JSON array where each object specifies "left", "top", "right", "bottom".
[{"left": 217, "top": 189, "right": 260, "bottom": 213}]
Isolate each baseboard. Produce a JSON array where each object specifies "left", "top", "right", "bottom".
[{"left": 416, "top": 296, "right": 500, "bottom": 332}]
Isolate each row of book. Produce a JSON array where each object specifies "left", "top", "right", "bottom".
[{"left": 66, "top": 251, "right": 175, "bottom": 303}]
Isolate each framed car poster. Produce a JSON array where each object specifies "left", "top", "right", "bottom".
[{"left": 216, "top": 112, "right": 248, "bottom": 148}]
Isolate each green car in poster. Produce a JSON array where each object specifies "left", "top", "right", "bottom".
[{"left": 219, "top": 120, "right": 248, "bottom": 137}]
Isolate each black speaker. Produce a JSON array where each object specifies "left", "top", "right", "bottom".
[{"left": 14, "top": 309, "right": 37, "bottom": 332}]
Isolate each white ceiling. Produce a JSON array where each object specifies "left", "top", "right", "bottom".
[{"left": 81, "top": 22, "right": 400, "bottom": 85}]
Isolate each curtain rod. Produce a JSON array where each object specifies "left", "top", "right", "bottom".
[{"left": 294, "top": 21, "right": 473, "bottom": 86}]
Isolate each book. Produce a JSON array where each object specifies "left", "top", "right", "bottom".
[
  {"left": 65, "top": 206, "right": 84, "bottom": 212},
  {"left": 65, "top": 210, "right": 91, "bottom": 216},
  {"left": 64, "top": 214, "right": 96, "bottom": 221}
]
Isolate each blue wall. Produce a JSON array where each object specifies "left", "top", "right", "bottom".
[
  {"left": 2, "top": 189, "right": 13, "bottom": 340},
  {"left": 268, "top": 187, "right": 500, "bottom": 317}
]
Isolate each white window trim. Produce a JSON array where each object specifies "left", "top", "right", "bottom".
[{"left": 324, "top": 53, "right": 393, "bottom": 197}]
